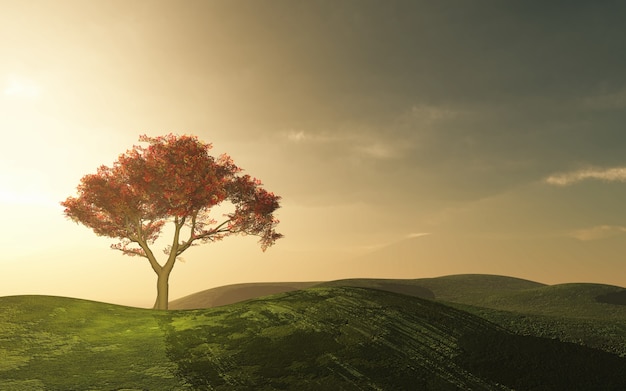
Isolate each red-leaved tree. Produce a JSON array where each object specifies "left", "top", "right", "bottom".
[{"left": 61, "top": 134, "right": 282, "bottom": 310}]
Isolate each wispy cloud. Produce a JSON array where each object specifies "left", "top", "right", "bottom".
[
  {"left": 284, "top": 129, "right": 337, "bottom": 144},
  {"left": 545, "top": 167, "right": 626, "bottom": 186},
  {"left": 356, "top": 142, "right": 398, "bottom": 159},
  {"left": 569, "top": 225, "right": 626, "bottom": 241},
  {"left": 286, "top": 130, "right": 307, "bottom": 142},
  {"left": 405, "top": 232, "right": 431, "bottom": 239},
  {"left": 284, "top": 128, "right": 411, "bottom": 160}
]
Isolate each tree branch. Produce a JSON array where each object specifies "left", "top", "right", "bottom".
[
  {"left": 176, "top": 211, "right": 199, "bottom": 255},
  {"left": 110, "top": 243, "right": 146, "bottom": 258},
  {"left": 163, "top": 216, "right": 185, "bottom": 273},
  {"left": 175, "top": 218, "right": 232, "bottom": 256},
  {"left": 135, "top": 237, "right": 162, "bottom": 274}
]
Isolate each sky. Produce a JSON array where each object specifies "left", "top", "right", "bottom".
[{"left": 1, "top": 0, "right": 626, "bottom": 307}]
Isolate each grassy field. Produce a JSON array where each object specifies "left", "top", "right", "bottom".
[
  {"left": 2, "top": 275, "right": 626, "bottom": 390},
  {"left": 0, "top": 295, "right": 183, "bottom": 390},
  {"left": 322, "top": 275, "right": 626, "bottom": 357}
]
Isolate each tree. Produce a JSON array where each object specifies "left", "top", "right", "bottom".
[{"left": 61, "top": 134, "right": 282, "bottom": 310}]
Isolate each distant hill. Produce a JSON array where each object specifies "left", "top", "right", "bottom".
[
  {"left": 319, "top": 273, "right": 546, "bottom": 302},
  {"left": 3, "top": 288, "right": 626, "bottom": 390},
  {"left": 452, "top": 282, "right": 626, "bottom": 318},
  {"left": 337, "top": 233, "right": 626, "bottom": 289},
  {"left": 170, "top": 273, "right": 546, "bottom": 309},
  {"left": 171, "top": 274, "right": 626, "bottom": 318},
  {"left": 168, "top": 274, "right": 626, "bottom": 358},
  {"left": 169, "top": 281, "right": 321, "bottom": 309}
]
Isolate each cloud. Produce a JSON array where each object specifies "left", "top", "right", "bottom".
[
  {"left": 545, "top": 167, "right": 626, "bottom": 186},
  {"left": 286, "top": 130, "right": 307, "bottom": 142},
  {"left": 284, "top": 129, "right": 340, "bottom": 144},
  {"left": 570, "top": 225, "right": 626, "bottom": 241},
  {"left": 405, "top": 232, "right": 431, "bottom": 239},
  {"left": 356, "top": 142, "right": 398, "bottom": 159},
  {"left": 284, "top": 127, "right": 411, "bottom": 161}
]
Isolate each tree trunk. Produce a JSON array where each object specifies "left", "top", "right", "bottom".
[{"left": 153, "top": 270, "right": 171, "bottom": 310}]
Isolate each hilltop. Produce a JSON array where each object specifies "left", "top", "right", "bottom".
[
  {"left": 169, "top": 274, "right": 545, "bottom": 309},
  {"left": 169, "top": 281, "right": 321, "bottom": 309},
  {"left": 168, "top": 274, "right": 626, "bottom": 356}
]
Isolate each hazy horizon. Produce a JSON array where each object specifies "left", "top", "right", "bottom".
[{"left": 2, "top": 1, "right": 626, "bottom": 308}]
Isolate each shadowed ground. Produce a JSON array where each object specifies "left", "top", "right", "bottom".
[{"left": 597, "top": 289, "right": 626, "bottom": 306}]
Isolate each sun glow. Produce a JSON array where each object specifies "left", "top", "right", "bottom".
[
  {"left": 0, "top": 188, "right": 58, "bottom": 207},
  {"left": 3, "top": 74, "right": 41, "bottom": 99}
]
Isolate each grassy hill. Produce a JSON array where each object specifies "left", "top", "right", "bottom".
[
  {"left": 320, "top": 275, "right": 626, "bottom": 357},
  {"left": 2, "top": 276, "right": 626, "bottom": 390},
  {"left": 169, "top": 274, "right": 545, "bottom": 310},
  {"left": 0, "top": 295, "right": 182, "bottom": 390},
  {"left": 169, "top": 281, "right": 321, "bottom": 310},
  {"left": 319, "top": 274, "right": 546, "bottom": 302}
]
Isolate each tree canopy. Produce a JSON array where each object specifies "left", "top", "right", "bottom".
[{"left": 61, "top": 134, "right": 282, "bottom": 309}]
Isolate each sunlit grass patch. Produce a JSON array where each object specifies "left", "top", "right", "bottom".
[{"left": 0, "top": 296, "right": 187, "bottom": 390}]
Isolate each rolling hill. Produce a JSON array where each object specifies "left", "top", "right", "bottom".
[
  {"left": 338, "top": 233, "right": 626, "bottom": 289},
  {"left": 171, "top": 274, "right": 626, "bottom": 321},
  {"left": 169, "top": 281, "right": 320, "bottom": 310},
  {"left": 169, "top": 274, "right": 545, "bottom": 310},
  {"left": 168, "top": 274, "right": 626, "bottom": 357},
  {"left": 2, "top": 275, "right": 626, "bottom": 389}
]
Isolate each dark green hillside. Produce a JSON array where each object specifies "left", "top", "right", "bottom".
[
  {"left": 164, "top": 287, "right": 626, "bottom": 390},
  {"left": 453, "top": 283, "right": 626, "bottom": 319},
  {"left": 169, "top": 274, "right": 626, "bottom": 360},
  {"left": 597, "top": 289, "right": 626, "bottom": 305},
  {"left": 444, "top": 283, "right": 626, "bottom": 357},
  {"left": 319, "top": 274, "right": 545, "bottom": 302},
  {"left": 412, "top": 274, "right": 547, "bottom": 302},
  {"left": 318, "top": 275, "right": 626, "bottom": 322},
  {"left": 162, "top": 287, "right": 510, "bottom": 390},
  {"left": 2, "top": 288, "right": 626, "bottom": 390},
  {"left": 315, "top": 276, "right": 626, "bottom": 357}
]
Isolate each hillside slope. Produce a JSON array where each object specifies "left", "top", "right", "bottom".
[
  {"left": 319, "top": 274, "right": 546, "bottom": 302},
  {"left": 3, "top": 288, "right": 626, "bottom": 390},
  {"left": 169, "top": 274, "right": 544, "bottom": 309},
  {"left": 163, "top": 287, "right": 626, "bottom": 390},
  {"left": 169, "top": 281, "right": 320, "bottom": 310},
  {"left": 0, "top": 295, "right": 185, "bottom": 390}
]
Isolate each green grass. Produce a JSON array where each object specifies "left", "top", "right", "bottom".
[
  {"left": 320, "top": 275, "right": 626, "bottom": 357},
  {"left": 0, "top": 295, "right": 186, "bottom": 390},
  {"left": 434, "top": 282, "right": 625, "bottom": 318},
  {"left": 319, "top": 274, "right": 547, "bottom": 303},
  {"left": 2, "top": 280, "right": 626, "bottom": 390},
  {"left": 439, "top": 283, "right": 626, "bottom": 358},
  {"left": 162, "top": 287, "right": 509, "bottom": 390}
]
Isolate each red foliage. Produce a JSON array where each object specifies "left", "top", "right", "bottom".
[{"left": 61, "top": 134, "right": 282, "bottom": 257}]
